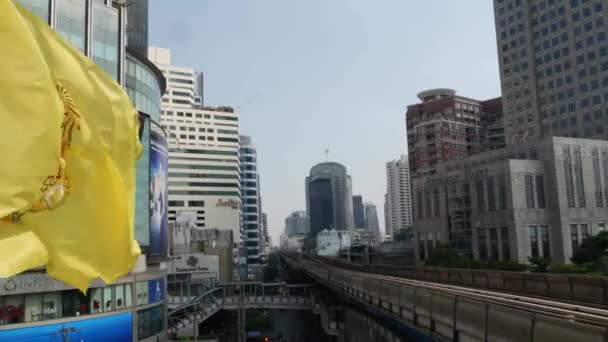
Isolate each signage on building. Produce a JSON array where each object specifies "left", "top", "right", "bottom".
[
  {"left": 169, "top": 253, "right": 219, "bottom": 278},
  {"left": 216, "top": 198, "right": 239, "bottom": 210},
  {"left": 0, "top": 274, "right": 122, "bottom": 296},
  {"left": 426, "top": 168, "right": 489, "bottom": 185},
  {"left": 147, "top": 279, "right": 165, "bottom": 304}
]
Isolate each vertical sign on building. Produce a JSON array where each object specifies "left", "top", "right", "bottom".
[{"left": 149, "top": 125, "right": 168, "bottom": 259}]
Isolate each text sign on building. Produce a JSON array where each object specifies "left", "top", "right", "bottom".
[
  {"left": 169, "top": 253, "right": 219, "bottom": 278},
  {"left": 0, "top": 274, "right": 109, "bottom": 295}
]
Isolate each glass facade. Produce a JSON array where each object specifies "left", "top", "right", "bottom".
[
  {"left": 56, "top": 0, "right": 86, "bottom": 52},
  {"left": 0, "top": 282, "right": 136, "bottom": 326},
  {"left": 126, "top": 55, "right": 163, "bottom": 121},
  {"left": 17, "top": 0, "right": 49, "bottom": 21},
  {"left": 92, "top": 2, "right": 119, "bottom": 80}
]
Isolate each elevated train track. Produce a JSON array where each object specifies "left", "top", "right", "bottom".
[{"left": 282, "top": 252, "right": 608, "bottom": 341}]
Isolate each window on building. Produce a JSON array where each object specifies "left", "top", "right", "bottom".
[
  {"left": 536, "top": 175, "right": 546, "bottom": 208},
  {"left": 564, "top": 146, "right": 575, "bottom": 207},
  {"left": 433, "top": 190, "right": 440, "bottom": 217},
  {"left": 581, "top": 223, "right": 590, "bottom": 240},
  {"left": 529, "top": 225, "right": 539, "bottom": 257},
  {"left": 486, "top": 177, "right": 496, "bottom": 211},
  {"left": 478, "top": 228, "right": 488, "bottom": 260},
  {"left": 540, "top": 225, "right": 550, "bottom": 257},
  {"left": 489, "top": 228, "right": 499, "bottom": 260},
  {"left": 570, "top": 224, "right": 579, "bottom": 252},
  {"left": 525, "top": 175, "right": 535, "bottom": 209},
  {"left": 56, "top": 0, "right": 86, "bottom": 52},
  {"left": 418, "top": 233, "right": 426, "bottom": 261},
  {"left": 573, "top": 146, "right": 586, "bottom": 207},
  {"left": 500, "top": 227, "right": 510, "bottom": 261},
  {"left": 476, "top": 180, "right": 485, "bottom": 211},
  {"left": 592, "top": 147, "right": 603, "bottom": 207},
  {"left": 498, "top": 175, "right": 507, "bottom": 210},
  {"left": 424, "top": 191, "right": 431, "bottom": 218}
]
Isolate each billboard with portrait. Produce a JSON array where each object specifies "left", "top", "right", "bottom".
[
  {"left": 134, "top": 113, "right": 150, "bottom": 246},
  {"left": 149, "top": 124, "right": 168, "bottom": 259}
]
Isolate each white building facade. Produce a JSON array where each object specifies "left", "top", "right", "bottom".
[
  {"left": 150, "top": 47, "right": 242, "bottom": 248},
  {"left": 385, "top": 155, "right": 414, "bottom": 237}
]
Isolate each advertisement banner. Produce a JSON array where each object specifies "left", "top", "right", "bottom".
[
  {"left": 147, "top": 278, "right": 165, "bottom": 304},
  {"left": 0, "top": 312, "right": 132, "bottom": 341},
  {"left": 169, "top": 253, "right": 219, "bottom": 279},
  {"left": 134, "top": 113, "right": 150, "bottom": 246},
  {"left": 149, "top": 125, "right": 168, "bottom": 259}
]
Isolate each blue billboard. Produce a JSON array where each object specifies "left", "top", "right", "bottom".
[
  {"left": 149, "top": 125, "right": 168, "bottom": 259},
  {"left": 0, "top": 312, "right": 132, "bottom": 341},
  {"left": 148, "top": 278, "right": 165, "bottom": 304}
]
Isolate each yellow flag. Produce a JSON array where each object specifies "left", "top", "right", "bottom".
[{"left": 0, "top": 1, "right": 141, "bottom": 291}]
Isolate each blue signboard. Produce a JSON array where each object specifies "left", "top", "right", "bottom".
[
  {"left": 0, "top": 312, "right": 132, "bottom": 341},
  {"left": 148, "top": 278, "right": 165, "bottom": 304}
]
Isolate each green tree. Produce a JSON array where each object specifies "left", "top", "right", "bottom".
[
  {"left": 426, "top": 244, "right": 466, "bottom": 268},
  {"left": 528, "top": 256, "right": 552, "bottom": 272},
  {"left": 571, "top": 231, "right": 608, "bottom": 264},
  {"left": 302, "top": 232, "right": 317, "bottom": 253}
]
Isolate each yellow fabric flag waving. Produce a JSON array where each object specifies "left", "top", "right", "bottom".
[{"left": 0, "top": 1, "right": 141, "bottom": 291}]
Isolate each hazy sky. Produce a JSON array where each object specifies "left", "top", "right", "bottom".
[{"left": 149, "top": 1, "right": 502, "bottom": 244}]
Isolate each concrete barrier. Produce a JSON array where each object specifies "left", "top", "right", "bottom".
[
  {"left": 544, "top": 273, "right": 571, "bottom": 299},
  {"left": 414, "top": 288, "right": 433, "bottom": 328},
  {"left": 570, "top": 275, "right": 606, "bottom": 304},
  {"left": 502, "top": 272, "right": 526, "bottom": 293},
  {"left": 532, "top": 315, "right": 607, "bottom": 342},
  {"left": 399, "top": 286, "right": 415, "bottom": 321},
  {"left": 486, "top": 304, "right": 533, "bottom": 342},
  {"left": 454, "top": 297, "right": 487, "bottom": 342},
  {"left": 430, "top": 292, "right": 456, "bottom": 340},
  {"left": 471, "top": 270, "right": 489, "bottom": 288},
  {"left": 523, "top": 273, "right": 549, "bottom": 296}
]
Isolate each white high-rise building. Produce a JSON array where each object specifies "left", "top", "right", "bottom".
[
  {"left": 385, "top": 155, "right": 413, "bottom": 238},
  {"left": 149, "top": 47, "right": 241, "bottom": 247},
  {"left": 364, "top": 202, "right": 380, "bottom": 236},
  {"left": 285, "top": 211, "right": 309, "bottom": 237}
]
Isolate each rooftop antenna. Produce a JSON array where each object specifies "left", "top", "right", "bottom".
[{"left": 324, "top": 149, "right": 330, "bottom": 162}]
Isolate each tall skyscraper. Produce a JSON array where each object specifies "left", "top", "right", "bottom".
[
  {"left": 494, "top": 0, "right": 608, "bottom": 143},
  {"left": 240, "top": 135, "right": 262, "bottom": 266},
  {"left": 285, "top": 211, "right": 309, "bottom": 237},
  {"left": 306, "top": 162, "right": 354, "bottom": 234},
  {"left": 406, "top": 89, "right": 504, "bottom": 178},
  {"left": 385, "top": 155, "right": 413, "bottom": 238},
  {"left": 364, "top": 203, "right": 380, "bottom": 236},
  {"left": 150, "top": 47, "right": 241, "bottom": 246},
  {"left": 352, "top": 195, "right": 366, "bottom": 229}
]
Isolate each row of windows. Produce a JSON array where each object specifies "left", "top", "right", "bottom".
[
  {"left": 163, "top": 111, "right": 211, "bottom": 119},
  {"left": 168, "top": 200, "right": 206, "bottom": 207},
  {"left": 169, "top": 172, "right": 239, "bottom": 179},
  {"left": 478, "top": 227, "right": 510, "bottom": 261},
  {"left": 169, "top": 181, "right": 239, "bottom": 188},
  {"left": 170, "top": 164, "right": 239, "bottom": 171},
  {"left": 168, "top": 190, "right": 240, "bottom": 196},
  {"left": 170, "top": 148, "right": 238, "bottom": 156},
  {"left": 0, "top": 280, "right": 160, "bottom": 326}
]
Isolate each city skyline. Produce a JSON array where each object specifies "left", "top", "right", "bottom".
[{"left": 149, "top": 1, "right": 501, "bottom": 244}]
